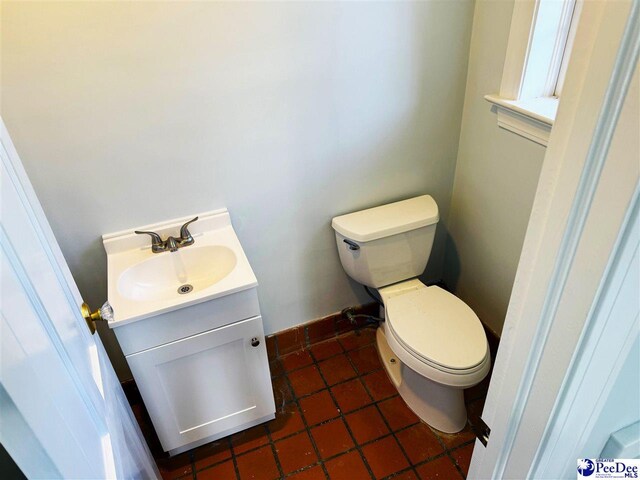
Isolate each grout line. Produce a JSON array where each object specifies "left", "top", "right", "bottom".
[
  {"left": 266, "top": 431, "right": 286, "bottom": 479},
  {"left": 311, "top": 335, "right": 377, "bottom": 480},
  {"left": 346, "top": 342, "right": 417, "bottom": 479}
]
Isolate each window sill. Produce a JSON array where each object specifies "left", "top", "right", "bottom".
[{"left": 484, "top": 94, "right": 558, "bottom": 146}]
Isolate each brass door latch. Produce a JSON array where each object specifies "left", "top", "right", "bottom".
[{"left": 81, "top": 301, "right": 114, "bottom": 335}]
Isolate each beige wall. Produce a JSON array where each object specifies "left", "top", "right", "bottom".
[
  {"left": 1, "top": 1, "right": 474, "bottom": 379},
  {"left": 444, "top": 0, "right": 546, "bottom": 336}
]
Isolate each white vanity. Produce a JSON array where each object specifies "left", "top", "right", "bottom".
[{"left": 102, "top": 210, "right": 275, "bottom": 456}]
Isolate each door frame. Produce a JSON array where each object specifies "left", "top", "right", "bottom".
[{"left": 469, "top": 0, "right": 639, "bottom": 478}]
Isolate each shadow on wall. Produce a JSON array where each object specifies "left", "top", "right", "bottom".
[{"left": 442, "top": 230, "right": 461, "bottom": 293}]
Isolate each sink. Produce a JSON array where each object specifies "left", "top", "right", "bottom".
[
  {"left": 103, "top": 209, "right": 258, "bottom": 326},
  {"left": 117, "top": 245, "right": 237, "bottom": 302}
]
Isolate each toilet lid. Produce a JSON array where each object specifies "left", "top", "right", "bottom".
[{"left": 385, "top": 286, "right": 488, "bottom": 371}]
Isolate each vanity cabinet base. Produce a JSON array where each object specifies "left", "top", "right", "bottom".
[{"left": 121, "top": 313, "right": 275, "bottom": 454}]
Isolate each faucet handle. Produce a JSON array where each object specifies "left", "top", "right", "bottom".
[
  {"left": 179, "top": 216, "right": 198, "bottom": 244},
  {"left": 135, "top": 230, "right": 163, "bottom": 250}
]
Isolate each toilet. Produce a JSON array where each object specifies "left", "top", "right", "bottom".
[{"left": 332, "top": 195, "right": 490, "bottom": 433}]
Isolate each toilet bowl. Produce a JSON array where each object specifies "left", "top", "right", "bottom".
[
  {"left": 378, "top": 279, "right": 490, "bottom": 432},
  {"left": 331, "top": 195, "right": 490, "bottom": 433}
]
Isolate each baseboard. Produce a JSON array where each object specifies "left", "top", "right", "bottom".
[{"left": 265, "top": 302, "right": 379, "bottom": 359}]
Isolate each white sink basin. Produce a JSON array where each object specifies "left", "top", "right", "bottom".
[
  {"left": 117, "top": 245, "right": 237, "bottom": 302},
  {"left": 103, "top": 209, "right": 257, "bottom": 326}
]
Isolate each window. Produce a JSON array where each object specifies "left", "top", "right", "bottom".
[{"left": 485, "top": 0, "right": 580, "bottom": 146}]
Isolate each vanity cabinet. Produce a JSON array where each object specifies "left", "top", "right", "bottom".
[
  {"left": 127, "top": 315, "right": 274, "bottom": 453},
  {"left": 112, "top": 288, "right": 275, "bottom": 456}
]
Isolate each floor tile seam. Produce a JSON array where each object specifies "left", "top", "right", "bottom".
[
  {"left": 370, "top": 402, "right": 413, "bottom": 470},
  {"left": 303, "top": 394, "right": 420, "bottom": 433},
  {"left": 428, "top": 419, "right": 477, "bottom": 453},
  {"left": 410, "top": 450, "right": 454, "bottom": 471},
  {"left": 288, "top": 394, "right": 327, "bottom": 477},
  {"left": 310, "top": 348, "right": 378, "bottom": 480},
  {"left": 380, "top": 465, "right": 420, "bottom": 480},
  {"left": 444, "top": 449, "right": 467, "bottom": 480},
  {"left": 265, "top": 419, "right": 287, "bottom": 479},
  {"left": 281, "top": 336, "right": 375, "bottom": 370},
  {"left": 188, "top": 449, "right": 197, "bottom": 480},
  {"left": 289, "top": 367, "right": 383, "bottom": 402},
  {"left": 281, "top": 461, "right": 328, "bottom": 479},
  {"left": 191, "top": 436, "right": 234, "bottom": 473},
  {"left": 229, "top": 442, "right": 241, "bottom": 480},
  {"left": 273, "top": 369, "right": 297, "bottom": 409},
  {"left": 224, "top": 424, "right": 422, "bottom": 466},
  {"left": 343, "top": 344, "right": 417, "bottom": 476}
]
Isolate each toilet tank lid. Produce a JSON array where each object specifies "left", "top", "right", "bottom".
[{"left": 331, "top": 195, "right": 439, "bottom": 242}]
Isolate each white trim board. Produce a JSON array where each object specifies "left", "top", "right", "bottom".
[{"left": 469, "top": 0, "right": 639, "bottom": 478}]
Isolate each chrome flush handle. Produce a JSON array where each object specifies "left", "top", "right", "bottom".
[{"left": 343, "top": 239, "right": 360, "bottom": 251}]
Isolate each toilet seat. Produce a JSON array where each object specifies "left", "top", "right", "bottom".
[{"left": 383, "top": 285, "right": 490, "bottom": 387}]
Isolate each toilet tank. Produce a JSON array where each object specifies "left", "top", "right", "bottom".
[{"left": 331, "top": 195, "right": 439, "bottom": 288}]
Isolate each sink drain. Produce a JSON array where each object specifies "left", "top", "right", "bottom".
[{"left": 177, "top": 284, "right": 193, "bottom": 295}]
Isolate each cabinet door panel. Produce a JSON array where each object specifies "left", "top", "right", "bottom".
[{"left": 127, "top": 316, "right": 274, "bottom": 451}]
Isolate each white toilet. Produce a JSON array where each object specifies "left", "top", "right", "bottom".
[{"left": 332, "top": 194, "right": 490, "bottom": 433}]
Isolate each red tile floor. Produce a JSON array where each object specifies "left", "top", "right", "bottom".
[{"left": 149, "top": 327, "right": 489, "bottom": 480}]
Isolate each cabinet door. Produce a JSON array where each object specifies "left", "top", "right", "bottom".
[{"left": 127, "top": 315, "right": 275, "bottom": 452}]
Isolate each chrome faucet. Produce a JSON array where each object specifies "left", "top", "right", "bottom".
[{"left": 135, "top": 216, "right": 198, "bottom": 253}]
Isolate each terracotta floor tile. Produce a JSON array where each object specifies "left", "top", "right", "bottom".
[
  {"left": 196, "top": 459, "right": 236, "bottom": 480},
  {"left": 310, "top": 339, "right": 343, "bottom": 362},
  {"left": 378, "top": 396, "right": 419, "bottom": 431},
  {"left": 347, "top": 345, "right": 383, "bottom": 375},
  {"left": 344, "top": 406, "right": 389, "bottom": 444},
  {"left": 230, "top": 424, "right": 269, "bottom": 455},
  {"left": 235, "top": 446, "right": 280, "bottom": 480},
  {"left": 416, "top": 456, "right": 462, "bottom": 480},
  {"left": 299, "top": 390, "right": 340, "bottom": 426},
  {"left": 331, "top": 378, "right": 373, "bottom": 413},
  {"left": 272, "top": 374, "right": 294, "bottom": 406},
  {"left": 361, "top": 435, "right": 410, "bottom": 479},
  {"left": 275, "top": 431, "right": 319, "bottom": 474},
  {"left": 277, "top": 327, "right": 306, "bottom": 356},
  {"left": 451, "top": 444, "right": 474, "bottom": 477},
  {"left": 287, "top": 465, "right": 327, "bottom": 480},
  {"left": 268, "top": 402, "right": 306, "bottom": 441},
  {"left": 307, "top": 317, "right": 336, "bottom": 344},
  {"left": 269, "top": 359, "right": 284, "bottom": 378},
  {"left": 317, "top": 354, "right": 357, "bottom": 386},
  {"left": 338, "top": 329, "right": 376, "bottom": 351},
  {"left": 362, "top": 370, "right": 397, "bottom": 401},
  {"left": 158, "top": 452, "right": 192, "bottom": 480},
  {"left": 396, "top": 424, "right": 444, "bottom": 464},
  {"left": 435, "top": 424, "right": 476, "bottom": 450},
  {"left": 288, "top": 365, "right": 326, "bottom": 397},
  {"left": 193, "top": 438, "right": 231, "bottom": 471},
  {"left": 310, "top": 418, "right": 354, "bottom": 460},
  {"left": 281, "top": 350, "right": 314, "bottom": 372},
  {"left": 324, "top": 451, "right": 371, "bottom": 480},
  {"left": 393, "top": 470, "right": 420, "bottom": 480}
]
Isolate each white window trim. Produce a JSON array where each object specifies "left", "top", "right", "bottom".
[{"left": 486, "top": 0, "right": 578, "bottom": 147}]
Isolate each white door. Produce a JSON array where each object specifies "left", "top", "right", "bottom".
[
  {"left": 470, "top": 1, "right": 639, "bottom": 478},
  {"left": 0, "top": 118, "right": 160, "bottom": 479}
]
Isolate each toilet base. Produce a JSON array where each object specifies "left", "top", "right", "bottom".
[{"left": 376, "top": 328, "right": 468, "bottom": 433}]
